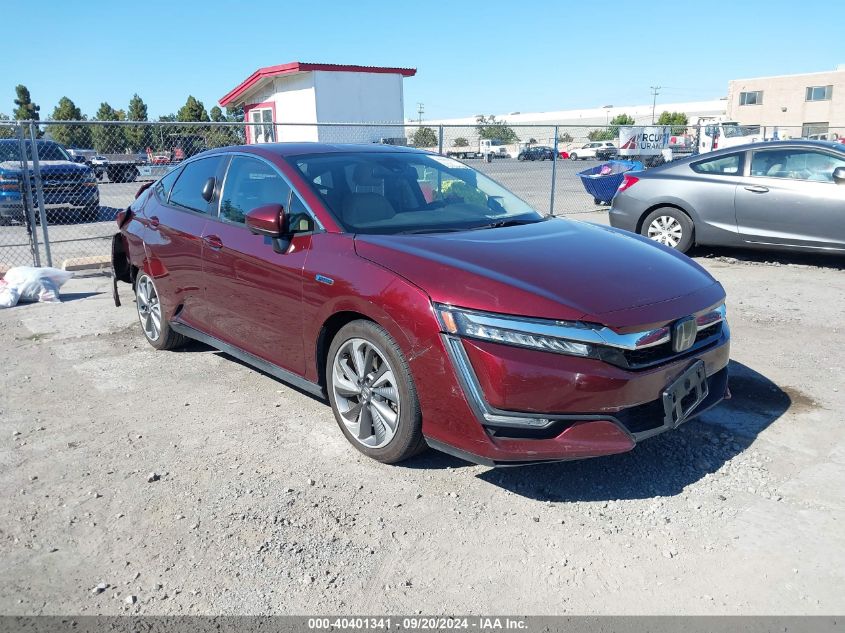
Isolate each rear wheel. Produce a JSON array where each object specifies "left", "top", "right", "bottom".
[
  {"left": 640, "top": 207, "right": 694, "bottom": 253},
  {"left": 135, "top": 273, "right": 186, "bottom": 350},
  {"left": 327, "top": 320, "right": 425, "bottom": 464}
]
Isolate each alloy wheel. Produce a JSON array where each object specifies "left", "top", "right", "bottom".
[
  {"left": 136, "top": 275, "right": 162, "bottom": 342},
  {"left": 331, "top": 338, "right": 400, "bottom": 449},
  {"left": 647, "top": 215, "right": 684, "bottom": 248}
]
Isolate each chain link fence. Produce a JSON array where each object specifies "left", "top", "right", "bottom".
[{"left": 1, "top": 120, "right": 842, "bottom": 272}]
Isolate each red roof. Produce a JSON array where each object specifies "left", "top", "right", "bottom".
[{"left": 219, "top": 62, "right": 417, "bottom": 106}]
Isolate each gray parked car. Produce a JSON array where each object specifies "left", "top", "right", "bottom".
[{"left": 609, "top": 140, "right": 845, "bottom": 254}]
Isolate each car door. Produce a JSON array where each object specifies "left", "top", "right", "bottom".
[
  {"left": 145, "top": 156, "right": 225, "bottom": 333},
  {"left": 734, "top": 147, "right": 845, "bottom": 250},
  {"left": 201, "top": 154, "right": 314, "bottom": 375}
]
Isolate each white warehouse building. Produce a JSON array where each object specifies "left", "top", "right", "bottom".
[{"left": 219, "top": 61, "right": 416, "bottom": 144}]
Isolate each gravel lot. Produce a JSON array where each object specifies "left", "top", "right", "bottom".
[{"left": 1, "top": 213, "right": 844, "bottom": 616}]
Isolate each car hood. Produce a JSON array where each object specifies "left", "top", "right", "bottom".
[
  {"left": 354, "top": 218, "right": 725, "bottom": 329},
  {"left": 0, "top": 160, "right": 91, "bottom": 175}
]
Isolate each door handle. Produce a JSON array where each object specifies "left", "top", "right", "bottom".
[
  {"left": 203, "top": 234, "right": 223, "bottom": 250},
  {"left": 744, "top": 185, "right": 769, "bottom": 193},
  {"left": 148, "top": 215, "right": 160, "bottom": 228}
]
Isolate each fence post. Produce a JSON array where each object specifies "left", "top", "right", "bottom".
[
  {"left": 15, "top": 124, "right": 41, "bottom": 267},
  {"left": 28, "top": 123, "right": 52, "bottom": 267},
  {"left": 438, "top": 125, "right": 444, "bottom": 155},
  {"left": 549, "top": 125, "right": 559, "bottom": 216}
]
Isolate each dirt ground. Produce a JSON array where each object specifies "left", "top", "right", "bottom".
[{"left": 1, "top": 215, "right": 844, "bottom": 615}]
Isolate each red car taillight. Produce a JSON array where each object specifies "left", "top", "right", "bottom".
[{"left": 617, "top": 175, "right": 639, "bottom": 193}]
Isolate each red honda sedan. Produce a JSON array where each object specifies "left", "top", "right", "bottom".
[{"left": 111, "top": 143, "right": 730, "bottom": 466}]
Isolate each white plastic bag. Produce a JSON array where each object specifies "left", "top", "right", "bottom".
[
  {"left": 0, "top": 266, "right": 74, "bottom": 307},
  {"left": 0, "top": 280, "right": 20, "bottom": 308}
]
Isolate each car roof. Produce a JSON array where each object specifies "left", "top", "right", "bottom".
[
  {"left": 199, "top": 142, "right": 427, "bottom": 159},
  {"left": 701, "top": 139, "right": 844, "bottom": 156}
]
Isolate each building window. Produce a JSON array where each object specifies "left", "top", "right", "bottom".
[
  {"left": 805, "top": 85, "right": 833, "bottom": 101},
  {"left": 739, "top": 91, "right": 762, "bottom": 106},
  {"left": 802, "top": 122, "right": 829, "bottom": 138},
  {"left": 249, "top": 108, "right": 275, "bottom": 144}
]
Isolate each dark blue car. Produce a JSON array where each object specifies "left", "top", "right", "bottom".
[{"left": 0, "top": 139, "right": 99, "bottom": 224}]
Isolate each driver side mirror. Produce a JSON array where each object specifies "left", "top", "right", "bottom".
[
  {"left": 245, "top": 203, "right": 286, "bottom": 238},
  {"left": 201, "top": 177, "right": 216, "bottom": 202},
  {"left": 833, "top": 166, "right": 845, "bottom": 185}
]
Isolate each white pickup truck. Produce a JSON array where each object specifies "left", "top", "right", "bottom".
[{"left": 446, "top": 139, "right": 513, "bottom": 159}]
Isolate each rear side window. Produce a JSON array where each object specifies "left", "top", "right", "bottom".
[
  {"left": 750, "top": 149, "right": 845, "bottom": 181},
  {"left": 218, "top": 156, "right": 292, "bottom": 225},
  {"left": 691, "top": 153, "right": 742, "bottom": 175},
  {"left": 169, "top": 156, "right": 224, "bottom": 213},
  {"left": 154, "top": 167, "right": 181, "bottom": 201}
]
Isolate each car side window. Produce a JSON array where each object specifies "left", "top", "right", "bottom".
[
  {"left": 169, "top": 157, "right": 224, "bottom": 213},
  {"left": 219, "top": 156, "right": 292, "bottom": 225},
  {"left": 154, "top": 166, "right": 181, "bottom": 201},
  {"left": 750, "top": 149, "right": 845, "bottom": 182},
  {"left": 691, "top": 154, "right": 742, "bottom": 176}
]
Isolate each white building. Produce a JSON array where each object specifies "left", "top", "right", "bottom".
[
  {"left": 416, "top": 100, "right": 727, "bottom": 149},
  {"left": 218, "top": 61, "right": 416, "bottom": 144}
]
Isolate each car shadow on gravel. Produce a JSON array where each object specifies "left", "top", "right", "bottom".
[
  {"left": 475, "top": 360, "right": 794, "bottom": 502},
  {"left": 691, "top": 246, "right": 845, "bottom": 271}
]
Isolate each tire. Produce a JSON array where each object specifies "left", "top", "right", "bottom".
[
  {"left": 327, "top": 320, "right": 425, "bottom": 464},
  {"left": 569, "top": 153, "right": 578, "bottom": 160},
  {"left": 640, "top": 207, "right": 694, "bottom": 253},
  {"left": 134, "top": 273, "right": 187, "bottom": 350},
  {"left": 593, "top": 198, "right": 602, "bottom": 205}
]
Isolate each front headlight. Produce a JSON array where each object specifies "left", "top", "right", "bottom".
[{"left": 435, "top": 304, "right": 598, "bottom": 358}]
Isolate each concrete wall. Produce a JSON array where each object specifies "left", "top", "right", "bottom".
[{"left": 727, "top": 69, "right": 845, "bottom": 135}]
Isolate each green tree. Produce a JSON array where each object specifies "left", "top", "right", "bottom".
[
  {"left": 92, "top": 102, "right": 126, "bottom": 153},
  {"left": 125, "top": 94, "right": 150, "bottom": 151},
  {"left": 49, "top": 97, "right": 92, "bottom": 148},
  {"left": 177, "top": 96, "right": 210, "bottom": 122},
  {"left": 13, "top": 85, "right": 40, "bottom": 121},
  {"left": 589, "top": 114, "right": 637, "bottom": 141},
  {"left": 610, "top": 113, "right": 635, "bottom": 127},
  {"left": 411, "top": 126, "right": 438, "bottom": 147},
  {"left": 656, "top": 110, "right": 689, "bottom": 134},
  {"left": 558, "top": 132, "right": 573, "bottom": 143},
  {"left": 453, "top": 137, "right": 469, "bottom": 147},
  {"left": 476, "top": 115, "right": 519, "bottom": 143},
  {"left": 0, "top": 112, "right": 14, "bottom": 139},
  {"left": 210, "top": 106, "right": 225, "bottom": 122},
  {"left": 588, "top": 129, "right": 614, "bottom": 141}
]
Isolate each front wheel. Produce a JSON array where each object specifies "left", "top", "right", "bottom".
[
  {"left": 640, "top": 207, "right": 694, "bottom": 253},
  {"left": 135, "top": 273, "right": 187, "bottom": 350},
  {"left": 569, "top": 153, "right": 578, "bottom": 160},
  {"left": 327, "top": 320, "right": 425, "bottom": 464}
]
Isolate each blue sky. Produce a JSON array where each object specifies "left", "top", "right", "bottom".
[{"left": 4, "top": 0, "right": 844, "bottom": 121}]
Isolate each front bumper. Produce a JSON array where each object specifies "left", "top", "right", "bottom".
[
  {"left": 423, "top": 328, "right": 729, "bottom": 466},
  {"left": 0, "top": 187, "right": 99, "bottom": 218}
]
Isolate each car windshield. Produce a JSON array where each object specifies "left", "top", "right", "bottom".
[
  {"left": 0, "top": 140, "right": 71, "bottom": 162},
  {"left": 721, "top": 124, "right": 750, "bottom": 138},
  {"left": 290, "top": 151, "right": 544, "bottom": 235}
]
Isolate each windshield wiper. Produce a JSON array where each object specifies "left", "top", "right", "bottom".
[
  {"left": 394, "top": 227, "right": 473, "bottom": 235},
  {"left": 468, "top": 218, "right": 542, "bottom": 231}
]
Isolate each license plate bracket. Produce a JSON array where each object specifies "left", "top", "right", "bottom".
[{"left": 662, "top": 360, "right": 708, "bottom": 428}]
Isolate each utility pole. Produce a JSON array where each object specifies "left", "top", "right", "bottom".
[
  {"left": 417, "top": 102, "right": 424, "bottom": 125},
  {"left": 650, "top": 86, "right": 661, "bottom": 124}
]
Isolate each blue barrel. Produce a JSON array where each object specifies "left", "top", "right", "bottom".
[{"left": 577, "top": 160, "right": 643, "bottom": 205}]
